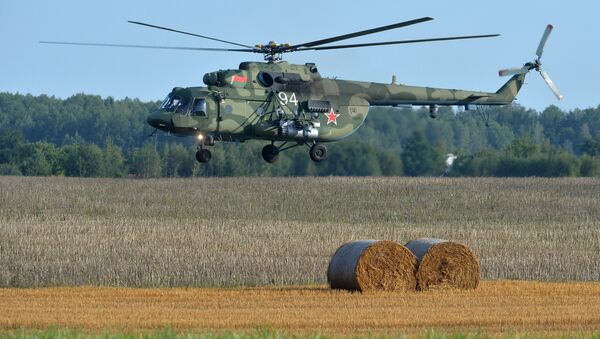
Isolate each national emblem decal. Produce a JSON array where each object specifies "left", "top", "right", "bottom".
[
  {"left": 324, "top": 109, "right": 340, "bottom": 125},
  {"left": 231, "top": 75, "right": 248, "bottom": 83}
]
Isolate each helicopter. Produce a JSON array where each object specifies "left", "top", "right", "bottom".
[{"left": 41, "top": 17, "right": 562, "bottom": 164}]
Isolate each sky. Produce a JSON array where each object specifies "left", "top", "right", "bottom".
[{"left": 1, "top": 0, "right": 598, "bottom": 112}]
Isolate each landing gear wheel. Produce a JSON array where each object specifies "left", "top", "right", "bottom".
[
  {"left": 195, "top": 149, "right": 212, "bottom": 163},
  {"left": 262, "top": 144, "right": 280, "bottom": 164},
  {"left": 309, "top": 143, "right": 327, "bottom": 162}
]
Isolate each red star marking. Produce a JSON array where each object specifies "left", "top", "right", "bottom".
[{"left": 324, "top": 109, "right": 340, "bottom": 125}]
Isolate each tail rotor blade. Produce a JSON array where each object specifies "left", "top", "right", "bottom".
[
  {"left": 499, "top": 67, "right": 528, "bottom": 77},
  {"left": 536, "top": 24, "right": 554, "bottom": 59},
  {"left": 539, "top": 69, "right": 564, "bottom": 100}
]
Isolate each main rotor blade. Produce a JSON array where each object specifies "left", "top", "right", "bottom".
[
  {"left": 539, "top": 69, "right": 564, "bottom": 100},
  {"left": 499, "top": 67, "right": 528, "bottom": 77},
  {"left": 287, "top": 17, "right": 434, "bottom": 51},
  {"left": 536, "top": 24, "right": 554, "bottom": 59},
  {"left": 39, "top": 41, "right": 255, "bottom": 52},
  {"left": 128, "top": 21, "right": 256, "bottom": 49},
  {"left": 293, "top": 34, "right": 500, "bottom": 51}
]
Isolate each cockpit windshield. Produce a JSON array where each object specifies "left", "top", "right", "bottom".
[{"left": 160, "top": 94, "right": 190, "bottom": 114}]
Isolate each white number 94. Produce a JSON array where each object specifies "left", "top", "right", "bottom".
[{"left": 278, "top": 92, "right": 298, "bottom": 106}]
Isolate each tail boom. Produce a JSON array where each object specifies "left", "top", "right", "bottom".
[{"left": 338, "top": 73, "right": 526, "bottom": 108}]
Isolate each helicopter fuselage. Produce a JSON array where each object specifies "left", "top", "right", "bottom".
[{"left": 147, "top": 61, "right": 524, "bottom": 145}]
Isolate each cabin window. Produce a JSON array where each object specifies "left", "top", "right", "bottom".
[{"left": 192, "top": 99, "right": 207, "bottom": 117}]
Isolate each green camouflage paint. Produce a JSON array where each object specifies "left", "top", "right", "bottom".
[{"left": 155, "top": 61, "right": 526, "bottom": 143}]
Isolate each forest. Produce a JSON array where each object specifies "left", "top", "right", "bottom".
[{"left": 1, "top": 92, "right": 599, "bottom": 177}]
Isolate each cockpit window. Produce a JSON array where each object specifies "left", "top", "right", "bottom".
[
  {"left": 192, "top": 99, "right": 207, "bottom": 117},
  {"left": 160, "top": 94, "right": 190, "bottom": 115}
]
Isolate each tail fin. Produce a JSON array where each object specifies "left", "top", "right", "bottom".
[{"left": 496, "top": 73, "right": 527, "bottom": 103}]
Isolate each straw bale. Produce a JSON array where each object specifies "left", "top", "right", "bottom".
[
  {"left": 405, "top": 238, "right": 480, "bottom": 290},
  {"left": 327, "top": 240, "right": 417, "bottom": 292}
]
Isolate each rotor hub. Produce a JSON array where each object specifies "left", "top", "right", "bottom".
[{"left": 254, "top": 41, "right": 292, "bottom": 62}]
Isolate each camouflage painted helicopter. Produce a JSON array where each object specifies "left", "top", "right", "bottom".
[{"left": 42, "top": 18, "right": 562, "bottom": 163}]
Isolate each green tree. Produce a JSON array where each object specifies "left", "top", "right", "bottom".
[
  {"left": 580, "top": 156, "right": 600, "bottom": 177},
  {"left": 581, "top": 136, "right": 600, "bottom": 156},
  {"left": 130, "top": 143, "right": 162, "bottom": 178},
  {"left": 539, "top": 152, "right": 580, "bottom": 177},
  {"left": 62, "top": 143, "right": 105, "bottom": 177},
  {"left": 17, "top": 142, "right": 62, "bottom": 176},
  {"left": 378, "top": 150, "right": 403, "bottom": 176},
  {"left": 103, "top": 139, "right": 126, "bottom": 177},
  {"left": 401, "top": 132, "right": 444, "bottom": 176},
  {"left": 323, "top": 143, "right": 383, "bottom": 176},
  {"left": 162, "top": 143, "right": 194, "bottom": 177},
  {"left": 504, "top": 135, "right": 540, "bottom": 158},
  {"left": 452, "top": 150, "right": 501, "bottom": 177},
  {"left": 0, "top": 164, "right": 22, "bottom": 175},
  {"left": 0, "top": 129, "right": 24, "bottom": 164}
]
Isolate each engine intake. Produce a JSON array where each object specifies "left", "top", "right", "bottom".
[{"left": 303, "top": 100, "right": 331, "bottom": 113}]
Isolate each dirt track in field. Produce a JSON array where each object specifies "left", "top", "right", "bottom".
[{"left": 1, "top": 281, "right": 599, "bottom": 335}]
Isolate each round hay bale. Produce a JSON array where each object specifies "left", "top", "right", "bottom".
[
  {"left": 404, "top": 238, "right": 480, "bottom": 291},
  {"left": 327, "top": 240, "right": 417, "bottom": 292}
]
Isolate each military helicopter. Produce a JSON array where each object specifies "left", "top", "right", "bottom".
[{"left": 41, "top": 18, "right": 562, "bottom": 164}]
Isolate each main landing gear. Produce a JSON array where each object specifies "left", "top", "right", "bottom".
[
  {"left": 261, "top": 141, "right": 328, "bottom": 164},
  {"left": 194, "top": 136, "right": 328, "bottom": 164},
  {"left": 309, "top": 143, "right": 327, "bottom": 162},
  {"left": 261, "top": 144, "right": 279, "bottom": 164}
]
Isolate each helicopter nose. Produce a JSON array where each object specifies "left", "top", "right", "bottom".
[{"left": 147, "top": 111, "right": 172, "bottom": 131}]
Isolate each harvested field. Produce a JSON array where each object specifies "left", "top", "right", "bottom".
[
  {"left": 0, "top": 176, "right": 599, "bottom": 287},
  {"left": 1, "top": 281, "right": 600, "bottom": 336}
]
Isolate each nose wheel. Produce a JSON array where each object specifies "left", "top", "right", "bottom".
[
  {"left": 196, "top": 148, "right": 212, "bottom": 163},
  {"left": 195, "top": 135, "right": 214, "bottom": 163}
]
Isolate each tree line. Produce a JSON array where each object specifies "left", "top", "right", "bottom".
[{"left": 0, "top": 92, "right": 599, "bottom": 177}]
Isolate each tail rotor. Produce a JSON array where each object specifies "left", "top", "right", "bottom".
[{"left": 499, "top": 24, "right": 563, "bottom": 100}]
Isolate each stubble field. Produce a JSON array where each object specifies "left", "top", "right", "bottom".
[{"left": 0, "top": 176, "right": 599, "bottom": 336}]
